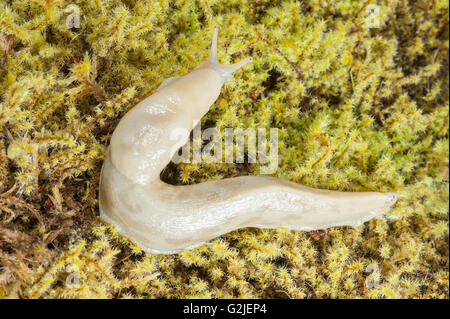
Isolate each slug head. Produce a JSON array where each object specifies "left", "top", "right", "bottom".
[{"left": 199, "top": 26, "right": 253, "bottom": 83}]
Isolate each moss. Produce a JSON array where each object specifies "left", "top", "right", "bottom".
[{"left": 0, "top": 0, "right": 448, "bottom": 298}]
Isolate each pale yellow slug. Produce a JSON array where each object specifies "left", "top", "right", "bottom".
[{"left": 99, "top": 27, "right": 397, "bottom": 254}]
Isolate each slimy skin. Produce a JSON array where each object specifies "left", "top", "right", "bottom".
[{"left": 99, "top": 27, "right": 397, "bottom": 254}]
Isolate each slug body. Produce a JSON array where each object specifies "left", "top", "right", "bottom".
[{"left": 99, "top": 28, "right": 397, "bottom": 254}]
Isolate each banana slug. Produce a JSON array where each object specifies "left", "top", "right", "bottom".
[{"left": 99, "top": 27, "right": 397, "bottom": 254}]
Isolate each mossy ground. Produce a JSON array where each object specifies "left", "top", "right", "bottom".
[{"left": 0, "top": 0, "right": 448, "bottom": 298}]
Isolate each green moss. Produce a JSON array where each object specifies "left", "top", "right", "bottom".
[{"left": 0, "top": 0, "right": 448, "bottom": 298}]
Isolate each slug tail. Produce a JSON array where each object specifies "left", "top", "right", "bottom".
[
  {"left": 148, "top": 176, "right": 398, "bottom": 252},
  {"left": 101, "top": 149, "right": 398, "bottom": 254}
]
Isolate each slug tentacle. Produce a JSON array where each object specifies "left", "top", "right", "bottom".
[
  {"left": 201, "top": 26, "right": 253, "bottom": 83},
  {"left": 99, "top": 27, "right": 397, "bottom": 254}
]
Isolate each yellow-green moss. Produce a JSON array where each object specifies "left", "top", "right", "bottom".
[{"left": 0, "top": 0, "right": 448, "bottom": 298}]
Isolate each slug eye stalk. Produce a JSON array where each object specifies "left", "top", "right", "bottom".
[
  {"left": 200, "top": 26, "right": 253, "bottom": 83},
  {"left": 99, "top": 27, "right": 397, "bottom": 254}
]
